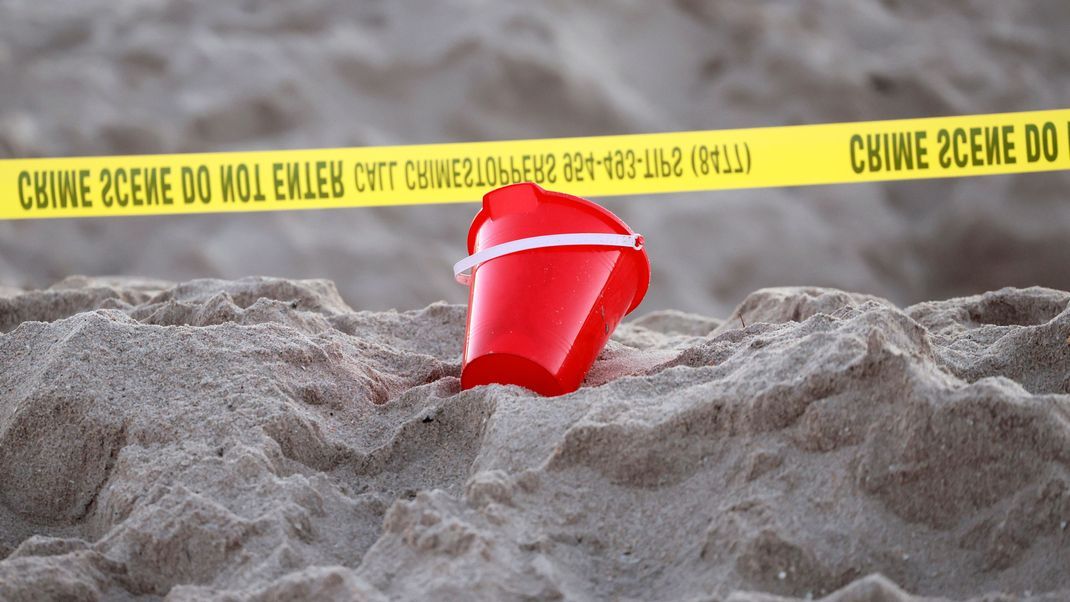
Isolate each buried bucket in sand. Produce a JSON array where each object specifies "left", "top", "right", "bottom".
[{"left": 454, "top": 182, "right": 651, "bottom": 396}]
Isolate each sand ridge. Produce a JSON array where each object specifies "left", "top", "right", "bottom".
[
  {"left": 3, "top": 1, "right": 1070, "bottom": 314},
  {"left": 0, "top": 277, "right": 1067, "bottom": 600}
]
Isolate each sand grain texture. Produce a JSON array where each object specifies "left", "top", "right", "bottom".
[{"left": 1, "top": 277, "right": 1068, "bottom": 601}]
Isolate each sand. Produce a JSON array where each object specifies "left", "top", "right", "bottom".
[
  {"left": 2, "top": 1, "right": 1070, "bottom": 314},
  {"left": 1, "top": 276, "right": 1067, "bottom": 600},
  {"left": 2, "top": 2, "right": 1069, "bottom": 599}
]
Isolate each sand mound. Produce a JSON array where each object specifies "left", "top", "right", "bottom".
[
  {"left": 3, "top": 1, "right": 1070, "bottom": 314},
  {"left": 1, "top": 277, "right": 1068, "bottom": 600}
]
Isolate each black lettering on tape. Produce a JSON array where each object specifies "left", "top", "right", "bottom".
[
  {"left": 937, "top": 129, "right": 950, "bottom": 168},
  {"left": 181, "top": 167, "right": 195, "bottom": 204},
  {"left": 101, "top": 169, "right": 113, "bottom": 207},
  {"left": 850, "top": 135, "right": 864, "bottom": 174},
  {"left": 17, "top": 171, "right": 31, "bottom": 210},
  {"left": 131, "top": 167, "right": 144, "bottom": 206},
  {"left": 1023, "top": 122, "right": 1058, "bottom": 163},
  {"left": 1042, "top": 121, "right": 1058, "bottom": 162},
  {"left": 196, "top": 166, "right": 211, "bottom": 203},
  {"left": 161, "top": 167, "right": 174, "bottom": 204}
]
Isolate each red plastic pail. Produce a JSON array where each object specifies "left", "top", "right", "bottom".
[{"left": 456, "top": 182, "right": 650, "bottom": 396}]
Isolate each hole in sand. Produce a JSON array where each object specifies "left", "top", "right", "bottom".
[{"left": 968, "top": 297, "right": 1067, "bottom": 327}]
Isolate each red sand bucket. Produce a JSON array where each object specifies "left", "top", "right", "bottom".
[{"left": 454, "top": 182, "right": 651, "bottom": 396}]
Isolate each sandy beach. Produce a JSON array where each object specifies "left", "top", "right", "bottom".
[
  {"left": 1, "top": 277, "right": 1068, "bottom": 600},
  {"left": 2, "top": 1, "right": 1070, "bottom": 600}
]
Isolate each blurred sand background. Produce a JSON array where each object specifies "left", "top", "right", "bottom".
[{"left": 1, "top": 0, "right": 1069, "bottom": 315}]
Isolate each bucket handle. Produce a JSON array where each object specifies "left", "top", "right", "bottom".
[{"left": 454, "top": 232, "right": 643, "bottom": 285}]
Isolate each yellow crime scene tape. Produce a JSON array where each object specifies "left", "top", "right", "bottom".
[{"left": 1, "top": 108, "right": 1068, "bottom": 220}]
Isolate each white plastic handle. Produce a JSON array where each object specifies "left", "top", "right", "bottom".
[{"left": 454, "top": 232, "right": 643, "bottom": 285}]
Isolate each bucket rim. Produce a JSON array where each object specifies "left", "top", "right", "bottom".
[{"left": 466, "top": 182, "right": 651, "bottom": 314}]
